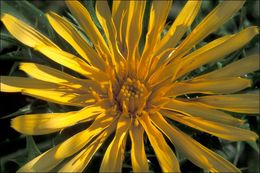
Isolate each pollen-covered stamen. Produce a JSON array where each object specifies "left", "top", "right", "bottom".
[{"left": 117, "top": 78, "right": 149, "bottom": 115}]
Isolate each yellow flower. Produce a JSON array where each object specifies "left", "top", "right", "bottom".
[{"left": 1, "top": 0, "right": 259, "bottom": 172}]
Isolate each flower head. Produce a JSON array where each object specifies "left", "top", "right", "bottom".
[{"left": 1, "top": 0, "right": 259, "bottom": 172}]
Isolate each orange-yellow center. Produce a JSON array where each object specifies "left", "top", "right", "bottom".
[{"left": 116, "top": 77, "right": 149, "bottom": 116}]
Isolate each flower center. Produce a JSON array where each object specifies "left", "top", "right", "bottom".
[{"left": 116, "top": 77, "right": 149, "bottom": 116}]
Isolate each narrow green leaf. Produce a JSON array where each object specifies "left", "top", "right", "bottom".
[
  {"left": 0, "top": 104, "right": 32, "bottom": 119},
  {"left": 82, "top": 0, "right": 102, "bottom": 30},
  {"left": 26, "top": 136, "right": 41, "bottom": 161},
  {"left": 247, "top": 141, "right": 259, "bottom": 153},
  {"left": 241, "top": 123, "right": 259, "bottom": 153}
]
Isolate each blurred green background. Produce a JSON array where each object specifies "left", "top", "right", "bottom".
[{"left": 0, "top": 0, "right": 259, "bottom": 172}]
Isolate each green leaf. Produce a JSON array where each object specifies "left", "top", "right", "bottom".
[
  {"left": 0, "top": 155, "right": 27, "bottom": 170},
  {"left": 175, "top": 150, "right": 187, "bottom": 164},
  {"left": 233, "top": 142, "right": 245, "bottom": 165},
  {"left": 0, "top": 104, "right": 32, "bottom": 119},
  {"left": 82, "top": 0, "right": 102, "bottom": 30},
  {"left": 0, "top": 31, "right": 24, "bottom": 48},
  {"left": 26, "top": 136, "right": 41, "bottom": 161},
  {"left": 139, "top": 0, "right": 152, "bottom": 53},
  {"left": 241, "top": 123, "right": 259, "bottom": 153},
  {"left": 247, "top": 141, "right": 259, "bottom": 153}
]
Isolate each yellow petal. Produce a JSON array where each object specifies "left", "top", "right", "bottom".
[
  {"left": 112, "top": 1, "right": 129, "bottom": 50},
  {"left": 20, "top": 63, "right": 78, "bottom": 85},
  {"left": 197, "top": 54, "right": 260, "bottom": 79},
  {"left": 19, "top": 63, "right": 95, "bottom": 89},
  {"left": 11, "top": 112, "right": 70, "bottom": 135},
  {"left": 139, "top": 112, "right": 180, "bottom": 172},
  {"left": 46, "top": 12, "right": 105, "bottom": 70},
  {"left": 55, "top": 113, "right": 115, "bottom": 159},
  {"left": 162, "top": 99, "right": 244, "bottom": 126},
  {"left": 175, "top": 26, "right": 259, "bottom": 79},
  {"left": 117, "top": 1, "right": 146, "bottom": 76},
  {"left": 22, "top": 89, "right": 94, "bottom": 107},
  {"left": 96, "top": 0, "right": 124, "bottom": 67},
  {"left": 17, "top": 145, "right": 62, "bottom": 172},
  {"left": 163, "top": 111, "right": 258, "bottom": 141},
  {"left": 65, "top": 0, "right": 110, "bottom": 59},
  {"left": 43, "top": 100, "right": 111, "bottom": 129},
  {"left": 44, "top": 108, "right": 105, "bottom": 130},
  {"left": 0, "top": 76, "right": 58, "bottom": 92},
  {"left": 1, "top": 14, "right": 58, "bottom": 48},
  {"left": 150, "top": 35, "right": 231, "bottom": 85},
  {"left": 138, "top": 0, "right": 172, "bottom": 79},
  {"left": 156, "top": 0, "right": 202, "bottom": 54},
  {"left": 100, "top": 116, "right": 130, "bottom": 172},
  {"left": 169, "top": 0, "right": 245, "bottom": 60},
  {"left": 58, "top": 121, "right": 117, "bottom": 172},
  {"left": 124, "top": 1, "right": 146, "bottom": 63},
  {"left": 34, "top": 46, "right": 108, "bottom": 82},
  {"left": 151, "top": 113, "right": 241, "bottom": 173},
  {"left": 194, "top": 92, "right": 260, "bottom": 114},
  {"left": 129, "top": 122, "right": 148, "bottom": 172},
  {"left": 167, "top": 77, "right": 251, "bottom": 96},
  {"left": 11, "top": 104, "right": 105, "bottom": 135}
]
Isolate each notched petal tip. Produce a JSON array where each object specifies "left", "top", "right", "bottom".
[
  {"left": 1, "top": 13, "right": 10, "bottom": 21},
  {"left": 10, "top": 118, "right": 17, "bottom": 130},
  {"left": 248, "top": 26, "right": 259, "bottom": 35}
]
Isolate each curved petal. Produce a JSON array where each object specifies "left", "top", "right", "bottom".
[
  {"left": 43, "top": 100, "right": 110, "bottom": 129},
  {"left": 96, "top": 0, "right": 125, "bottom": 67},
  {"left": 168, "top": 0, "right": 245, "bottom": 60},
  {"left": 58, "top": 121, "right": 117, "bottom": 172},
  {"left": 196, "top": 54, "right": 260, "bottom": 79},
  {"left": 17, "top": 118, "right": 115, "bottom": 172},
  {"left": 100, "top": 116, "right": 130, "bottom": 172},
  {"left": 17, "top": 145, "right": 62, "bottom": 172},
  {"left": 150, "top": 113, "right": 241, "bottom": 173},
  {"left": 12, "top": 103, "right": 110, "bottom": 135},
  {"left": 65, "top": 0, "right": 110, "bottom": 59},
  {"left": 19, "top": 63, "right": 102, "bottom": 92},
  {"left": 162, "top": 111, "right": 258, "bottom": 141},
  {"left": 112, "top": 1, "right": 129, "bottom": 50},
  {"left": 194, "top": 92, "right": 260, "bottom": 114},
  {"left": 156, "top": 0, "right": 202, "bottom": 54},
  {"left": 1, "top": 14, "right": 58, "bottom": 48},
  {"left": 167, "top": 77, "right": 251, "bottom": 96},
  {"left": 0, "top": 76, "right": 58, "bottom": 92},
  {"left": 34, "top": 46, "right": 108, "bottom": 82},
  {"left": 139, "top": 112, "right": 180, "bottom": 172},
  {"left": 19, "top": 63, "right": 81, "bottom": 88},
  {"left": 41, "top": 108, "right": 99, "bottom": 129},
  {"left": 1, "top": 77, "right": 91, "bottom": 106},
  {"left": 149, "top": 35, "right": 231, "bottom": 86},
  {"left": 162, "top": 99, "right": 245, "bottom": 126},
  {"left": 46, "top": 12, "right": 105, "bottom": 70},
  {"left": 175, "top": 26, "right": 259, "bottom": 79},
  {"left": 11, "top": 112, "right": 69, "bottom": 135},
  {"left": 138, "top": 0, "right": 172, "bottom": 79},
  {"left": 129, "top": 122, "right": 149, "bottom": 172},
  {"left": 22, "top": 89, "right": 94, "bottom": 106},
  {"left": 124, "top": 1, "right": 146, "bottom": 64},
  {"left": 55, "top": 113, "right": 116, "bottom": 159}
]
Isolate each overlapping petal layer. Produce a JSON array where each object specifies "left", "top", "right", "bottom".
[{"left": 1, "top": 0, "right": 259, "bottom": 173}]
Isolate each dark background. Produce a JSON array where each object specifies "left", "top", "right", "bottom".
[{"left": 0, "top": 0, "right": 259, "bottom": 172}]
